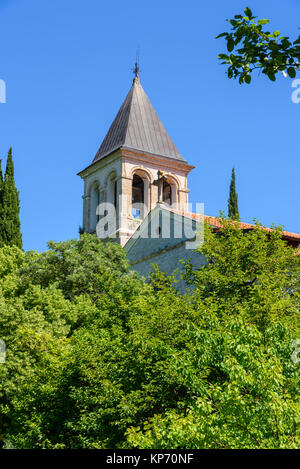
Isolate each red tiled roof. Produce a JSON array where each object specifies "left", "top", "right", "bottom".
[{"left": 172, "top": 209, "right": 300, "bottom": 243}]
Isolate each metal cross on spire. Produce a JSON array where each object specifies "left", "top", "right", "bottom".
[{"left": 132, "top": 46, "right": 141, "bottom": 79}]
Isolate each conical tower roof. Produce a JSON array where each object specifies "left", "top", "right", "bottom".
[{"left": 93, "top": 77, "right": 186, "bottom": 163}]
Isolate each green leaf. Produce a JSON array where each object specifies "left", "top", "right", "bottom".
[
  {"left": 227, "top": 38, "right": 235, "bottom": 52},
  {"left": 267, "top": 71, "right": 276, "bottom": 81},
  {"left": 287, "top": 67, "right": 296, "bottom": 78},
  {"left": 244, "top": 7, "right": 253, "bottom": 19},
  {"left": 216, "top": 32, "right": 228, "bottom": 39},
  {"left": 273, "top": 31, "right": 280, "bottom": 38},
  {"left": 281, "top": 38, "right": 291, "bottom": 49},
  {"left": 245, "top": 74, "right": 251, "bottom": 84},
  {"left": 258, "top": 19, "right": 269, "bottom": 25},
  {"left": 218, "top": 53, "right": 230, "bottom": 61}
]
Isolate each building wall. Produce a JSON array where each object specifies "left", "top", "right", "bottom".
[
  {"left": 130, "top": 243, "right": 206, "bottom": 294},
  {"left": 125, "top": 207, "right": 205, "bottom": 293}
]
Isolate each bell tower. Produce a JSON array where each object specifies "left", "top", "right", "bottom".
[{"left": 78, "top": 76, "right": 194, "bottom": 246}]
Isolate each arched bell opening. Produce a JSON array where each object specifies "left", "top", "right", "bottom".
[
  {"left": 89, "top": 182, "right": 100, "bottom": 232},
  {"left": 107, "top": 172, "right": 118, "bottom": 211},
  {"left": 132, "top": 174, "right": 144, "bottom": 219},
  {"left": 162, "top": 175, "right": 178, "bottom": 208},
  {"left": 163, "top": 180, "right": 172, "bottom": 206}
]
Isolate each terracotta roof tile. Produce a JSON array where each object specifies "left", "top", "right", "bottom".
[{"left": 171, "top": 209, "right": 300, "bottom": 243}]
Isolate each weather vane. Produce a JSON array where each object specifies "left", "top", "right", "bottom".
[{"left": 132, "top": 46, "right": 141, "bottom": 78}]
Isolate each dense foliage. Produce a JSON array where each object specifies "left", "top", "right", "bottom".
[
  {"left": 0, "top": 148, "right": 22, "bottom": 249},
  {"left": 217, "top": 7, "right": 300, "bottom": 84},
  {"left": 0, "top": 226, "right": 299, "bottom": 449},
  {"left": 0, "top": 160, "right": 3, "bottom": 244}
]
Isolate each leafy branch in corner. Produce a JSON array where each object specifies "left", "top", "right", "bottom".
[{"left": 217, "top": 6, "right": 300, "bottom": 84}]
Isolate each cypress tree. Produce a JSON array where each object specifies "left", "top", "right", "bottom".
[
  {"left": 0, "top": 159, "right": 3, "bottom": 186},
  {"left": 228, "top": 167, "right": 240, "bottom": 220},
  {"left": 0, "top": 159, "right": 4, "bottom": 245},
  {"left": 1, "top": 148, "right": 22, "bottom": 248}
]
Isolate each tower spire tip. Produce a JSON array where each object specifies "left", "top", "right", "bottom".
[{"left": 132, "top": 46, "right": 141, "bottom": 83}]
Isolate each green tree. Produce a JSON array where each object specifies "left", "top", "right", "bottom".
[
  {"left": 217, "top": 7, "right": 300, "bottom": 84},
  {"left": 125, "top": 320, "right": 300, "bottom": 449},
  {"left": 0, "top": 234, "right": 146, "bottom": 448},
  {"left": 0, "top": 159, "right": 3, "bottom": 193},
  {"left": 0, "top": 226, "right": 298, "bottom": 449},
  {"left": 0, "top": 148, "right": 22, "bottom": 248},
  {"left": 228, "top": 167, "right": 240, "bottom": 220},
  {"left": 0, "top": 159, "right": 4, "bottom": 244},
  {"left": 185, "top": 218, "right": 299, "bottom": 332},
  {"left": 125, "top": 221, "right": 300, "bottom": 449}
]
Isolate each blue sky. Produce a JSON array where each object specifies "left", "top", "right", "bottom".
[{"left": 0, "top": 0, "right": 299, "bottom": 252}]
